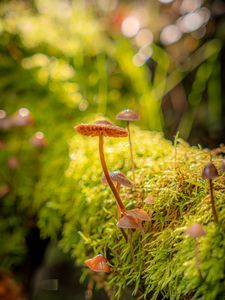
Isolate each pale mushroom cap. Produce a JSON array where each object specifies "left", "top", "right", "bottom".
[
  {"left": 84, "top": 254, "right": 111, "bottom": 273},
  {"left": 202, "top": 162, "right": 219, "bottom": 180},
  {"left": 126, "top": 208, "right": 150, "bottom": 221},
  {"left": 185, "top": 223, "right": 206, "bottom": 238},
  {"left": 117, "top": 215, "right": 139, "bottom": 229},
  {"left": 10, "top": 108, "right": 34, "bottom": 127},
  {"left": 116, "top": 109, "right": 140, "bottom": 122},
  {"left": 102, "top": 171, "right": 133, "bottom": 187},
  {"left": 31, "top": 131, "right": 48, "bottom": 148},
  {"left": 75, "top": 120, "right": 128, "bottom": 137}
]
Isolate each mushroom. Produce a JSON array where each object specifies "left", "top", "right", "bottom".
[
  {"left": 126, "top": 208, "right": 150, "bottom": 242},
  {"left": 102, "top": 170, "right": 132, "bottom": 220},
  {"left": 185, "top": 223, "right": 206, "bottom": 280},
  {"left": 202, "top": 162, "right": 219, "bottom": 224},
  {"left": 7, "top": 156, "right": 19, "bottom": 169},
  {"left": 10, "top": 108, "right": 34, "bottom": 127},
  {"left": 31, "top": 131, "right": 48, "bottom": 149},
  {"left": 75, "top": 120, "right": 128, "bottom": 241},
  {"left": 0, "top": 110, "right": 11, "bottom": 130},
  {"left": 117, "top": 215, "right": 139, "bottom": 269},
  {"left": 84, "top": 254, "right": 111, "bottom": 273},
  {"left": 116, "top": 109, "right": 139, "bottom": 183}
]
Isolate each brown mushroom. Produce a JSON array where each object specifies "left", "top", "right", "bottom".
[
  {"left": 31, "top": 131, "right": 48, "bottom": 149},
  {"left": 221, "top": 159, "right": 225, "bottom": 172},
  {"left": 116, "top": 109, "right": 139, "bottom": 183},
  {"left": 75, "top": 120, "right": 128, "bottom": 225},
  {"left": 102, "top": 170, "right": 132, "bottom": 220},
  {"left": 185, "top": 223, "right": 206, "bottom": 280},
  {"left": 84, "top": 254, "right": 111, "bottom": 273},
  {"left": 202, "top": 162, "right": 219, "bottom": 223}
]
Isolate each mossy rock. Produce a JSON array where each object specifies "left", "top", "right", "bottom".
[{"left": 35, "top": 125, "right": 225, "bottom": 299}]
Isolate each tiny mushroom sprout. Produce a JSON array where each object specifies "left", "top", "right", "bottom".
[
  {"left": 116, "top": 109, "right": 140, "bottom": 184},
  {"left": 10, "top": 108, "right": 34, "bottom": 127},
  {"left": 202, "top": 162, "right": 219, "bottom": 224},
  {"left": 31, "top": 131, "right": 48, "bottom": 149},
  {"left": 75, "top": 120, "right": 128, "bottom": 227},
  {"left": 185, "top": 223, "right": 206, "bottom": 280},
  {"left": 84, "top": 254, "right": 111, "bottom": 273},
  {"left": 102, "top": 170, "right": 133, "bottom": 220}
]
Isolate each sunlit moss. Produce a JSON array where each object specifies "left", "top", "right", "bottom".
[{"left": 34, "top": 126, "right": 225, "bottom": 299}]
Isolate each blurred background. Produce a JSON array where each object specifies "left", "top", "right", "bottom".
[{"left": 0, "top": 0, "right": 224, "bottom": 299}]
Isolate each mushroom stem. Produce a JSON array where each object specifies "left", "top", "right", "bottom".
[
  {"left": 116, "top": 182, "right": 121, "bottom": 220},
  {"left": 127, "top": 121, "right": 135, "bottom": 184},
  {"left": 128, "top": 229, "right": 137, "bottom": 271},
  {"left": 194, "top": 238, "right": 203, "bottom": 280},
  {"left": 138, "top": 222, "right": 146, "bottom": 245},
  {"left": 99, "top": 135, "right": 126, "bottom": 214},
  {"left": 209, "top": 179, "right": 218, "bottom": 224}
]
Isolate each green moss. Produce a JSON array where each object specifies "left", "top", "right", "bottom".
[{"left": 34, "top": 125, "right": 225, "bottom": 299}]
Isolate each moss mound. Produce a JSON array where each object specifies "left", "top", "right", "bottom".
[{"left": 35, "top": 125, "right": 225, "bottom": 299}]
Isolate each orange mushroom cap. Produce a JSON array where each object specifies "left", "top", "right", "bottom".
[
  {"left": 185, "top": 223, "right": 206, "bottom": 238},
  {"left": 84, "top": 254, "right": 111, "bottom": 273},
  {"left": 116, "top": 109, "right": 140, "bottom": 122},
  {"left": 75, "top": 120, "right": 128, "bottom": 137},
  {"left": 101, "top": 171, "right": 133, "bottom": 187},
  {"left": 117, "top": 215, "right": 139, "bottom": 229},
  {"left": 126, "top": 208, "right": 150, "bottom": 221}
]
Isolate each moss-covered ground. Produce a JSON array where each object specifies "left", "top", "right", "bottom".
[{"left": 34, "top": 124, "right": 225, "bottom": 299}]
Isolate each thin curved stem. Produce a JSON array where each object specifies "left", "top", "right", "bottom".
[
  {"left": 99, "top": 135, "right": 126, "bottom": 214},
  {"left": 116, "top": 182, "right": 121, "bottom": 220},
  {"left": 127, "top": 122, "right": 135, "bottom": 183},
  {"left": 209, "top": 179, "right": 218, "bottom": 224}
]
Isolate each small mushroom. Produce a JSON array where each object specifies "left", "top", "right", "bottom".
[
  {"left": 75, "top": 120, "right": 128, "bottom": 216},
  {"left": 202, "top": 162, "right": 219, "bottom": 224},
  {"left": 126, "top": 208, "right": 150, "bottom": 221},
  {"left": 31, "top": 131, "right": 48, "bottom": 149},
  {"left": 221, "top": 159, "right": 225, "bottom": 172},
  {"left": 185, "top": 223, "right": 206, "bottom": 280},
  {"left": 116, "top": 109, "right": 139, "bottom": 183},
  {"left": 102, "top": 170, "right": 132, "bottom": 220},
  {"left": 117, "top": 215, "right": 139, "bottom": 229},
  {"left": 10, "top": 108, "right": 34, "bottom": 127},
  {"left": 84, "top": 254, "right": 111, "bottom": 273},
  {"left": 0, "top": 110, "right": 11, "bottom": 130},
  {"left": 126, "top": 208, "right": 150, "bottom": 242},
  {"left": 117, "top": 215, "right": 139, "bottom": 269},
  {"left": 7, "top": 156, "right": 20, "bottom": 169}
]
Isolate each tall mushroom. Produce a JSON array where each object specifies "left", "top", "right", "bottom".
[
  {"left": 102, "top": 170, "right": 133, "bottom": 220},
  {"left": 116, "top": 109, "right": 139, "bottom": 183},
  {"left": 202, "top": 162, "right": 219, "bottom": 224},
  {"left": 185, "top": 223, "right": 206, "bottom": 280},
  {"left": 75, "top": 120, "right": 128, "bottom": 216}
]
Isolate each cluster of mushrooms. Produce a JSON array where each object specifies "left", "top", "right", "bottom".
[
  {"left": 0, "top": 108, "right": 47, "bottom": 198},
  {"left": 75, "top": 109, "right": 224, "bottom": 280}
]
